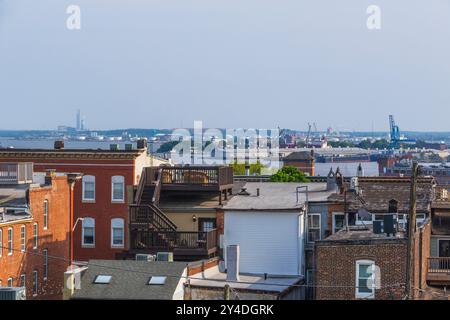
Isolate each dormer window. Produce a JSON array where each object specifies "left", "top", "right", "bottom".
[{"left": 388, "top": 199, "right": 398, "bottom": 213}]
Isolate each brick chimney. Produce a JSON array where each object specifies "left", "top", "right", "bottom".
[{"left": 45, "top": 169, "right": 57, "bottom": 185}]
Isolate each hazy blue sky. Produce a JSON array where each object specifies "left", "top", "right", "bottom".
[{"left": 0, "top": 0, "right": 449, "bottom": 131}]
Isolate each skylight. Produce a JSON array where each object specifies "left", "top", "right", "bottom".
[
  {"left": 94, "top": 275, "right": 112, "bottom": 284},
  {"left": 148, "top": 276, "right": 167, "bottom": 285}
]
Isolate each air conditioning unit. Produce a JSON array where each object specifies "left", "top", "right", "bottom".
[
  {"left": 156, "top": 252, "right": 173, "bottom": 262},
  {"left": 135, "top": 254, "right": 156, "bottom": 262},
  {"left": 0, "top": 287, "right": 26, "bottom": 300}
]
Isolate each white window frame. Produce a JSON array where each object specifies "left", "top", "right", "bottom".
[
  {"left": 43, "top": 199, "right": 49, "bottom": 230},
  {"left": 111, "top": 175, "right": 125, "bottom": 202},
  {"left": 20, "top": 225, "right": 26, "bottom": 252},
  {"left": 20, "top": 274, "right": 26, "bottom": 288},
  {"left": 82, "top": 175, "right": 96, "bottom": 202},
  {"left": 7, "top": 227, "right": 13, "bottom": 255},
  {"left": 355, "top": 259, "right": 375, "bottom": 299},
  {"left": 307, "top": 213, "right": 321, "bottom": 242},
  {"left": 33, "top": 223, "right": 38, "bottom": 249},
  {"left": 32, "top": 270, "right": 38, "bottom": 296},
  {"left": 111, "top": 218, "right": 125, "bottom": 248},
  {"left": 82, "top": 217, "right": 95, "bottom": 247},
  {"left": 7, "top": 277, "right": 13, "bottom": 287},
  {"left": 43, "top": 248, "right": 48, "bottom": 280},
  {"left": 332, "top": 212, "right": 345, "bottom": 234}
]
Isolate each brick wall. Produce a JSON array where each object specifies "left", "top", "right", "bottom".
[
  {"left": 315, "top": 240, "right": 407, "bottom": 300},
  {"left": 0, "top": 175, "right": 74, "bottom": 299}
]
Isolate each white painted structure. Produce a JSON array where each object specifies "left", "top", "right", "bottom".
[{"left": 224, "top": 210, "right": 304, "bottom": 276}]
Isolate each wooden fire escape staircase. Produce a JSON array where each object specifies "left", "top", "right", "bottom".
[{"left": 130, "top": 168, "right": 179, "bottom": 251}]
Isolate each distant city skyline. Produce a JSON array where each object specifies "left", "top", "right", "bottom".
[{"left": 1, "top": 0, "right": 450, "bottom": 131}]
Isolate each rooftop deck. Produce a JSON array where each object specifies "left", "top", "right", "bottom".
[
  {"left": 143, "top": 166, "right": 234, "bottom": 192},
  {"left": 0, "top": 163, "right": 33, "bottom": 185}
]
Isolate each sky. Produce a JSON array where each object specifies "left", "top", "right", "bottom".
[{"left": 0, "top": 0, "right": 449, "bottom": 131}]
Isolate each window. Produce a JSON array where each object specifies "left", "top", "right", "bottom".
[
  {"left": 0, "top": 229, "right": 2, "bottom": 257},
  {"left": 94, "top": 275, "right": 111, "bottom": 284},
  {"left": 20, "top": 274, "right": 26, "bottom": 288},
  {"left": 332, "top": 213, "right": 345, "bottom": 233},
  {"left": 307, "top": 214, "right": 321, "bottom": 242},
  {"left": 356, "top": 260, "right": 375, "bottom": 299},
  {"left": 111, "top": 218, "right": 124, "bottom": 248},
  {"left": 32, "top": 270, "right": 38, "bottom": 296},
  {"left": 7, "top": 228, "right": 13, "bottom": 255},
  {"left": 20, "top": 225, "right": 26, "bottom": 252},
  {"left": 82, "top": 175, "right": 96, "bottom": 201},
  {"left": 43, "top": 248, "right": 48, "bottom": 280},
  {"left": 7, "top": 277, "right": 13, "bottom": 287},
  {"left": 82, "top": 218, "right": 95, "bottom": 246},
  {"left": 43, "top": 200, "right": 49, "bottom": 230},
  {"left": 388, "top": 199, "right": 398, "bottom": 213},
  {"left": 148, "top": 276, "right": 167, "bottom": 285},
  {"left": 33, "top": 223, "right": 38, "bottom": 249},
  {"left": 111, "top": 176, "right": 125, "bottom": 202}
]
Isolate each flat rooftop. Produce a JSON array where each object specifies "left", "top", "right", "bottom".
[
  {"left": 318, "top": 225, "right": 406, "bottom": 244},
  {"left": 189, "top": 266, "right": 302, "bottom": 293},
  {"left": 223, "top": 182, "right": 334, "bottom": 211}
]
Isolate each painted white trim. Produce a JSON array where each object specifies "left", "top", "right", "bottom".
[
  {"left": 82, "top": 175, "right": 96, "bottom": 201},
  {"left": 33, "top": 223, "right": 38, "bottom": 250},
  {"left": 111, "top": 218, "right": 125, "bottom": 248},
  {"left": 307, "top": 213, "right": 321, "bottom": 242},
  {"left": 7, "top": 227, "right": 13, "bottom": 256},
  {"left": 111, "top": 175, "right": 125, "bottom": 202},
  {"left": 20, "top": 225, "right": 26, "bottom": 252},
  {"left": 332, "top": 212, "right": 345, "bottom": 234},
  {"left": 43, "top": 200, "right": 49, "bottom": 230},
  {"left": 355, "top": 259, "right": 375, "bottom": 299},
  {"left": 82, "top": 217, "right": 95, "bottom": 247}
]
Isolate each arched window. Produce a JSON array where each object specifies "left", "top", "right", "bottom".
[
  {"left": 355, "top": 259, "right": 376, "bottom": 299},
  {"left": 111, "top": 218, "right": 124, "bottom": 248},
  {"left": 82, "top": 175, "right": 96, "bottom": 201},
  {"left": 43, "top": 199, "right": 49, "bottom": 230},
  {"left": 388, "top": 199, "right": 398, "bottom": 213},
  {"left": 111, "top": 176, "right": 125, "bottom": 202},
  {"left": 20, "top": 225, "right": 26, "bottom": 252},
  {"left": 82, "top": 217, "right": 95, "bottom": 247}
]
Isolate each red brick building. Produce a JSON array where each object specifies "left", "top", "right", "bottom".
[
  {"left": 0, "top": 163, "right": 80, "bottom": 299},
  {"left": 0, "top": 142, "right": 163, "bottom": 261},
  {"left": 282, "top": 150, "right": 315, "bottom": 176}
]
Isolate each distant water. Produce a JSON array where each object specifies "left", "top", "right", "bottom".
[
  {"left": 1, "top": 138, "right": 380, "bottom": 176},
  {"left": 315, "top": 162, "right": 379, "bottom": 177},
  {"left": 0, "top": 138, "right": 136, "bottom": 150}
]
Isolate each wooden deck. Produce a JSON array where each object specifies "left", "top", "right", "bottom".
[{"left": 427, "top": 257, "right": 450, "bottom": 284}]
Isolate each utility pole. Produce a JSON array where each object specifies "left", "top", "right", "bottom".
[{"left": 406, "top": 161, "right": 418, "bottom": 300}]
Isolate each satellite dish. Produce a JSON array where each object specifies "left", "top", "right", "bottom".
[{"left": 357, "top": 208, "right": 372, "bottom": 220}]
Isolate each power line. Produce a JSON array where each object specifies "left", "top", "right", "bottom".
[{"left": 0, "top": 245, "right": 405, "bottom": 291}]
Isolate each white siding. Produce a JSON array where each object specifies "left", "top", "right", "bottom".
[{"left": 224, "top": 211, "right": 303, "bottom": 276}]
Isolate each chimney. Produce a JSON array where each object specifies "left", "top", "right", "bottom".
[
  {"left": 110, "top": 144, "right": 119, "bottom": 151},
  {"left": 244, "top": 163, "right": 250, "bottom": 176},
  {"left": 54, "top": 140, "right": 65, "bottom": 150},
  {"left": 226, "top": 245, "right": 240, "bottom": 282},
  {"left": 45, "top": 169, "right": 56, "bottom": 185},
  {"left": 137, "top": 138, "right": 148, "bottom": 150}
]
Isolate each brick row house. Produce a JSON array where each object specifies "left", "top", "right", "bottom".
[
  {"left": 0, "top": 140, "right": 167, "bottom": 261},
  {"left": 0, "top": 162, "right": 80, "bottom": 299}
]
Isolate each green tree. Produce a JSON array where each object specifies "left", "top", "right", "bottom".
[
  {"left": 156, "top": 141, "right": 179, "bottom": 153},
  {"left": 269, "top": 166, "right": 310, "bottom": 182},
  {"left": 230, "top": 161, "right": 265, "bottom": 175}
]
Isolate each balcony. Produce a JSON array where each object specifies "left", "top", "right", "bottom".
[
  {"left": 143, "top": 166, "right": 234, "bottom": 192},
  {"left": 130, "top": 229, "right": 218, "bottom": 261},
  {"left": 0, "top": 163, "right": 33, "bottom": 185},
  {"left": 129, "top": 204, "right": 218, "bottom": 261},
  {"left": 427, "top": 257, "right": 450, "bottom": 284}
]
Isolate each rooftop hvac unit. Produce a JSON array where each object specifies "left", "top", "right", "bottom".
[
  {"left": 0, "top": 287, "right": 26, "bottom": 300},
  {"left": 135, "top": 254, "right": 156, "bottom": 262},
  {"left": 156, "top": 252, "right": 174, "bottom": 262}
]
